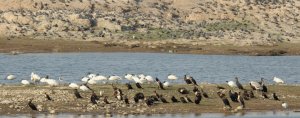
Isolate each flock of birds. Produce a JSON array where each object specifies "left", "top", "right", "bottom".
[{"left": 3, "top": 73, "right": 289, "bottom": 112}]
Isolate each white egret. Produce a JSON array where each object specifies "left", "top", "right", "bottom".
[{"left": 273, "top": 77, "right": 285, "bottom": 84}]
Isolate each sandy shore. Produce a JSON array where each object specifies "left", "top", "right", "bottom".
[
  {"left": 0, "top": 84, "right": 299, "bottom": 115},
  {"left": 1, "top": 39, "right": 300, "bottom": 56}
]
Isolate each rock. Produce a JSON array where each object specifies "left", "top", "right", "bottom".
[
  {"left": 0, "top": 100, "right": 13, "bottom": 104},
  {"left": 96, "top": 18, "right": 121, "bottom": 31}
]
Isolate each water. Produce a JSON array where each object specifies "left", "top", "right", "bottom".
[
  {"left": 0, "top": 52, "right": 300, "bottom": 84},
  {"left": 1, "top": 111, "right": 300, "bottom": 118}
]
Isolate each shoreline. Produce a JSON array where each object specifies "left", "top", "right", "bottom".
[
  {"left": 0, "top": 84, "right": 299, "bottom": 115},
  {"left": 1, "top": 39, "right": 300, "bottom": 56}
]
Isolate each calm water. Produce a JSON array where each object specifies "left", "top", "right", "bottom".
[
  {"left": 1, "top": 111, "right": 300, "bottom": 118},
  {"left": 0, "top": 52, "right": 300, "bottom": 84}
]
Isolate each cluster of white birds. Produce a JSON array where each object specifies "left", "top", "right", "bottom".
[
  {"left": 5, "top": 72, "right": 286, "bottom": 90},
  {"left": 226, "top": 76, "right": 285, "bottom": 88}
]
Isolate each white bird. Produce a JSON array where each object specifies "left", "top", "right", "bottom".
[
  {"left": 46, "top": 79, "right": 59, "bottom": 87},
  {"left": 6, "top": 74, "right": 16, "bottom": 80},
  {"left": 87, "top": 79, "right": 98, "bottom": 85},
  {"left": 282, "top": 102, "right": 288, "bottom": 109},
  {"left": 145, "top": 75, "right": 154, "bottom": 83},
  {"left": 249, "top": 81, "right": 262, "bottom": 90},
  {"left": 88, "top": 73, "right": 97, "bottom": 79},
  {"left": 273, "top": 77, "right": 285, "bottom": 84},
  {"left": 21, "top": 80, "right": 30, "bottom": 85},
  {"left": 163, "top": 81, "right": 170, "bottom": 87},
  {"left": 125, "top": 74, "right": 133, "bottom": 81},
  {"left": 138, "top": 74, "right": 146, "bottom": 79},
  {"left": 93, "top": 75, "right": 107, "bottom": 81},
  {"left": 108, "top": 75, "right": 122, "bottom": 81},
  {"left": 168, "top": 74, "right": 178, "bottom": 80},
  {"left": 79, "top": 85, "right": 90, "bottom": 91},
  {"left": 132, "top": 75, "right": 141, "bottom": 83},
  {"left": 81, "top": 77, "right": 90, "bottom": 82},
  {"left": 69, "top": 83, "right": 79, "bottom": 88},
  {"left": 226, "top": 81, "right": 237, "bottom": 88},
  {"left": 40, "top": 77, "right": 48, "bottom": 83},
  {"left": 31, "top": 72, "right": 41, "bottom": 82}
]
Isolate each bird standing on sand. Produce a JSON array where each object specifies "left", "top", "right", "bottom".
[
  {"left": 235, "top": 77, "right": 244, "bottom": 90},
  {"left": 171, "top": 96, "right": 179, "bottom": 103},
  {"left": 124, "top": 95, "right": 129, "bottom": 104},
  {"left": 226, "top": 80, "right": 237, "bottom": 88},
  {"left": 184, "top": 75, "right": 192, "bottom": 84},
  {"left": 155, "top": 78, "right": 165, "bottom": 90},
  {"left": 134, "top": 92, "right": 145, "bottom": 103},
  {"left": 28, "top": 99, "right": 38, "bottom": 111},
  {"left": 135, "top": 82, "right": 143, "bottom": 89},
  {"left": 91, "top": 92, "right": 99, "bottom": 104},
  {"left": 190, "top": 77, "right": 198, "bottom": 86},
  {"left": 74, "top": 89, "right": 83, "bottom": 99},
  {"left": 180, "top": 97, "right": 188, "bottom": 103},
  {"left": 194, "top": 91, "right": 202, "bottom": 104},
  {"left": 184, "top": 95, "right": 193, "bottom": 103},
  {"left": 217, "top": 91, "right": 232, "bottom": 109},
  {"left": 229, "top": 90, "right": 238, "bottom": 102},
  {"left": 238, "top": 92, "right": 245, "bottom": 108},
  {"left": 125, "top": 83, "right": 133, "bottom": 90},
  {"left": 159, "top": 95, "right": 169, "bottom": 103},
  {"left": 44, "top": 93, "right": 53, "bottom": 101}
]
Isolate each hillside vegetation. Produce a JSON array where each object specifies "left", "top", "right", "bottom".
[{"left": 0, "top": 0, "right": 299, "bottom": 46}]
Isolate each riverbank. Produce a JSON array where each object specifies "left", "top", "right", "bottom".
[
  {"left": 1, "top": 39, "right": 300, "bottom": 56},
  {"left": 0, "top": 84, "right": 299, "bottom": 115}
]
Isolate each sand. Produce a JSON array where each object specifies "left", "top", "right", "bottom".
[
  {"left": 0, "top": 83, "right": 299, "bottom": 115},
  {"left": 1, "top": 39, "right": 300, "bottom": 56}
]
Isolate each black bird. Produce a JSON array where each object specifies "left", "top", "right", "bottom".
[
  {"left": 221, "top": 96, "right": 232, "bottom": 109},
  {"left": 190, "top": 77, "right": 198, "bottom": 86},
  {"left": 193, "top": 86, "right": 199, "bottom": 93},
  {"left": 184, "top": 95, "right": 193, "bottom": 103},
  {"left": 104, "top": 96, "right": 110, "bottom": 104},
  {"left": 273, "top": 93, "right": 280, "bottom": 101},
  {"left": 155, "top": 78, "right": 165, "bottom": 90},
  {"left": 145, "top": 97, "right": 155, "bottom": 106},
  {"left": 74, "top": 89, "right": 83, "bottom": 99},
  {"left": 90, "top": 93, "right": 98, "bottom": 104},
  {"left": 125, "top": 83, "right": 133, "bottom": 90},
  {"left": 262, "top": 84, "right": 268, "bottom": 93},
  {"left": 153, "top": 91, "right": 160, "bottom": 99},
  {"left": 184, "top": 75, "right": 192, "bottom": 84},
  {"left": 124, "top": 95, "right": 129, "bottom": 104},
  {"left": 238, "top": 92, "right": 245, "bottom": 108},
  {"left": 44, "top": 93, "right": 53, "bottom": 101},
  {"left": 134, "top": 92, "right": 145, "bottom": 103},
  {"left": 228, "top": 90, "right": 238, "bottom": 102},
  {"left": 28, "top": 99, "right": 38, "bottom": 111},
  {"left": 194, "top": 92, "right": 202, "bottom": 104},
  {"left": 159, "top": 95, "right": 169, "bottom": 103},
  {"left": 180, "top": 97, "right": 188, "bottom": 103},
  {"left": 200, "top": 88, "right": 209, "bottom": 98},
  {"left": 260, "top": 78, "right": 268, "bottom": 93},
  {"left": 135, "top": 83, "right": 143, "bottom": 89},
  {"left": 262, "top": 92, "right": 269, "bottom": 99},
  {"left": 171, "top": 96, "right": 179, "bottom": 103},
  {"left": 178, "top": 88, "right": 189, "bottom": 94},
  {"left": 235, "top": 77, "right": 244, "bottom": 90}
]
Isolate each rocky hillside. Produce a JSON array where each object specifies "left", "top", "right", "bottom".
[{"left": 0, "top": 0, "right": 299, "bottom": 46}]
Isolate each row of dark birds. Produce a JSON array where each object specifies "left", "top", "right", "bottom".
[{"left": 27, "top": 76, "right": 287, "bottom": 112}]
